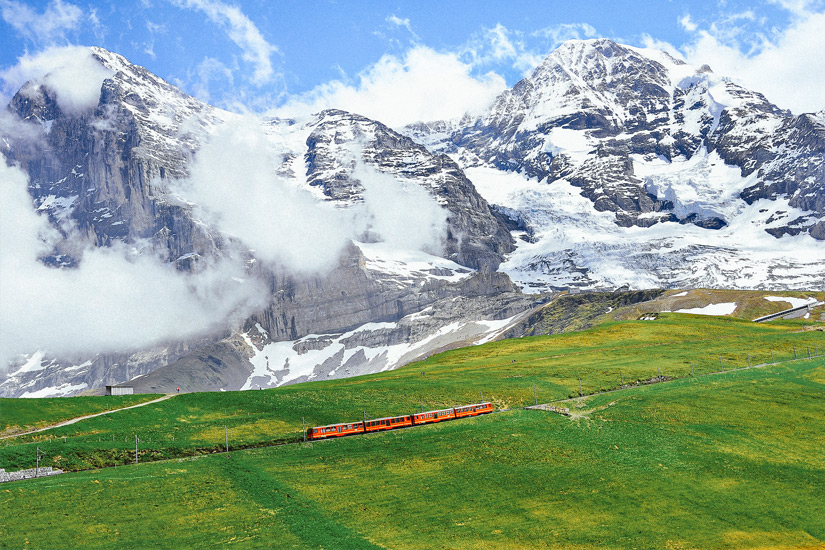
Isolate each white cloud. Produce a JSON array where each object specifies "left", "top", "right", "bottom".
[
  {"left": 167, "top": 117, "right": 354, "bottom": 274},
  {"left": 531, "top": 22, "right": 598, "bottom": 46},
  {"left": 679, "top": 14, "right": 698, "bottom": 32},
  {"left": 0, "top": 153, "right": 268, "bottom": 369},
  {"left": 276, "top": 46, "right": 506, "bottom": 127},
  {"left": 170, "top": 0, "right": 278, "bottom": 85},
  {"left": 677, "top": 7, "right": 825, "bottom": 113},
  {"left": 353, "top": 161, "right": 447, "bottom": 255},
  {"left": 273, "top": 22, "right": 602, "bottom": 127},
  {"left": 386, "top": 14, "right": 418, "bottom": 40},
  {"left": 0, "top": 46, "right": 114, "bottom": 116},
  {"left": 0, "top": 0, "right": 84, "bottom": 47}
]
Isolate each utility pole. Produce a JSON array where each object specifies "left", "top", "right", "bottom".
[
  {"left": 480, "top": 391, "right": 484, "bottom": 402},
  {"left": 36, "top": 447, "right": 43, "bottom": 478},
  {"left": 793, "top": 345, "right": 797, "bottom": 359},
  {"left": 771, "top": 350, "right": 775, "bottom": 364},
  {"left": 135, "top": 435, "right": 139, "bottom": 465},
  {"left": 657, "top": 366, "right": 661, "bottom": 378},
  {"left": 534, "top": 384, "right": 538, "bottom": 405},
  {"left": 302, "top": 417, "right": 306, "bottom": 442},
  {"left": 225, "top": 425, "right": 229, "bottom": 453},
  {"left": 719, "top": 356, "right": 723, "bottom": 371},
  {"left": 578, "top": 377, "right": 583, "bottom": 397},
  {"left": 747, "top": 353, "right": 751, "bottom": 368}
]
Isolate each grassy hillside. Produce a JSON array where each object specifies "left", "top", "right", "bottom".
[
  {"left": 0, "top": 394, "right": 160, "bottom": 438},
  {"left": 3, "top": 357, "right": 824, "bottom": 549},
  {"left": 1, "top": 313, "right": 823, "bottom": 472},
  {"left": 507, "top": 289, "right": 825, "bottom": 337}
]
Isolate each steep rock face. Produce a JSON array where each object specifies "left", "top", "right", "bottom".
[
  {"left": 5, "top": 48, "right": 226, "bottom": 265},
  {"left": 736, "top": 111, "right": 825, "bottom": 237},
  {"left": 244, "top": 242, "right": 518, "bottom": 345}
]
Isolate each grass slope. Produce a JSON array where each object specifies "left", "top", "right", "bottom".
[
  {"left": 1, "top": 314, "right": 823, "bottom": 473},
  {"left": 0, "top": 394, "right": 160, "bottom": 438},
  {"left": 2, "top": 358, "right": 824, "bottom": 549}
]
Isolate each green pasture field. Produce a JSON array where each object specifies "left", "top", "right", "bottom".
[
  {"left": 0, "top": 394, "right": 160, "bottom": 438},
  {"left": 1, "top": 314, "right": 823, "bottom": 473},
  {"left": 3, "top": 358, "right": 824, "bottom": 549}
]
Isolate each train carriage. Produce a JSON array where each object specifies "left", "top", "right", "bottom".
[
  {"left": 413, "top": 407, "right": 456, "bottom": 425},
  {"left": 364, "top": 414, "right": 413, "bottom": 433},
  {"left": 306, "top": 421, "right": 364, "bottom": 440},
  {"left": 453, "top": 402, "right": 494, "bottom": 418}
]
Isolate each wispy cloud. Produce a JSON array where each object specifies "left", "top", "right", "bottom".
[
  {"left": 386, "top": 14, "right": 419, "bottom": 41},
  {"left": 0, "top": 46, "right": 114, "bottom": 116},
  {"left": 461, "top": 22, "right": 597, "bottom": 76},
  {"left": 0, "top": 0, "right": 86, "bottom": 47},
  {"left": 170, "top": 0, "right": 279, "bottom": 85},
  {"left": 679, "top": 14, "right": 698, "bottom": 32}
]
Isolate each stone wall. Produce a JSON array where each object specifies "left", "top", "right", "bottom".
[{"left": 0, "top": 467, "right": 64, "bottom": 483}]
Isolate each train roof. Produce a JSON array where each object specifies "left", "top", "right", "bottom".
[
  {"left": 366, "top": 413, "right": 413, "bottom": 422},
  {"left": 416, "top": 407, "right": 452, "bottom": 414}
]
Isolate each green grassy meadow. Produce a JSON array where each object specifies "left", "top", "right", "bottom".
[
  {"left": 1, "top": 313, "right": 823, "bottom": 474},
  {"left": 2, "top": 357, "right": 824, "bottom": 549}
]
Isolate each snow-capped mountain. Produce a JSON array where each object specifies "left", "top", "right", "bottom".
[
  {"left": 406, "top": 38, "right": 825, "bottom": 291},
  {"left": 1, "top": 39, "right": 823, "bottom": 397}
]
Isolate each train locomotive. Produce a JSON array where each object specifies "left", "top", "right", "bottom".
[{"left": 306, "top": 402, "right": 493, "bottom": 441}]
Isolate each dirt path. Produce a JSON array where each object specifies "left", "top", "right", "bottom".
[{"left": 0, "top": 394, "right": 177, "bottom": 440}]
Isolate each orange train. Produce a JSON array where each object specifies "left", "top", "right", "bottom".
[{"left": 306, "top": 402, "right": 494, "bottom": 441}]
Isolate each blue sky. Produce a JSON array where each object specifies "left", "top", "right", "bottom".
[{"left": 1, "top": 0, "right": 824, "bottom": 123}]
